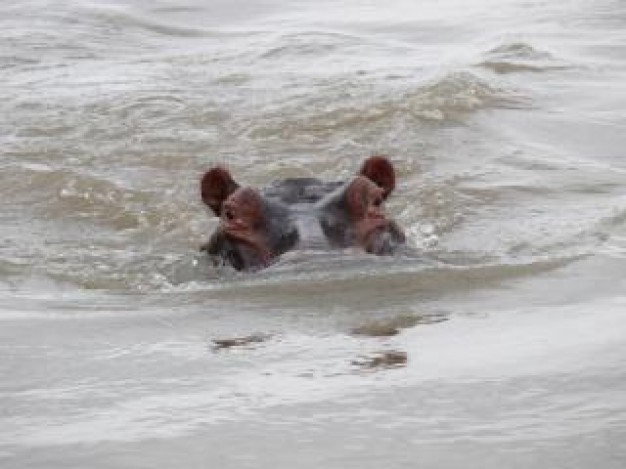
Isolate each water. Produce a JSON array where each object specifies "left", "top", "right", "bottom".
[{"left": 2, "top": 0, "right": 626, "bottom": 467}]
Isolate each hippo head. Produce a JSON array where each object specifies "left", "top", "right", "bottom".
[{"left": 200, "top": 156, "right": 405, "bottom": 271}]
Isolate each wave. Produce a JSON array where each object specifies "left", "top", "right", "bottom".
[
  {"left": 259, "top": 31, "right": 366, "bottom": 59},
  {"left": 4, "top": 152, "right": 614, "bottom": 295},
  {"left": 80, "top": 3, "right": 220, "bottom": 39},
  {"left": 477, "top": 42, "right": 572, "bottom": 74},
  {"left": 0, "top": 162, "right": 208, "bottom": 292},
  {"left": 243, "top": 71, "right": 526, "bottom": 141}
]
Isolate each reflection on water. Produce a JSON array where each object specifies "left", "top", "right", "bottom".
[{"left": 1, "top": 0, "right": 626, "bottom": 467}]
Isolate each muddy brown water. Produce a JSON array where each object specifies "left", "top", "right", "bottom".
[{"left": 1, "top": 0, "right": 626, "bottom": 467}]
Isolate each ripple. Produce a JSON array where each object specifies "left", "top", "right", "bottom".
[
  {"left": 82, "top": 4, "right": 219, "bottom": 39},
  {"left": 244, "top": 71, "right": 526, "bottom": 141},
  {"left": 191, "top": 255, "right": 579, "bottom": 310},
  {"left": 478, "top": 42, "right": 572, "bottom": 74},
  {"left": 260, "top": 31, "right": 364, "bottom": 59}
]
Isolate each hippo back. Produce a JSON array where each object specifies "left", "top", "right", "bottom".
[{"left": 262, "top": 178, "right": 344, "bottom": 205}]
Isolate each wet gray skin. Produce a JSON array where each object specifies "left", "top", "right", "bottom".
[
  {"left": 204, "top": 177, "right": 406, "bottom": 270},
  {"left": 1, "top": 0, "right": 626, "bottom": 468}
]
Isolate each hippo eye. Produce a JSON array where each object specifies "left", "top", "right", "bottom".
[{"left": 224, "top": 208, "right": 235, "bottom": 221}]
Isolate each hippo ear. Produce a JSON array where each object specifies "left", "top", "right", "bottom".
[
  {"left": 358, "top": 156, "right": 396, "bottom": 200},
  {"left": 200, "top": 167, "right": 240, "bottom": 216}
]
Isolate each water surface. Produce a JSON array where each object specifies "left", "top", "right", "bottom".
[{"left": 1, "top": 0, "right": 626, "bottom": 467}]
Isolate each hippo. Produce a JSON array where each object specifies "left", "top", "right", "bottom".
[{"left": 200, "top": 156, "right": 406, "bottom": 271}]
